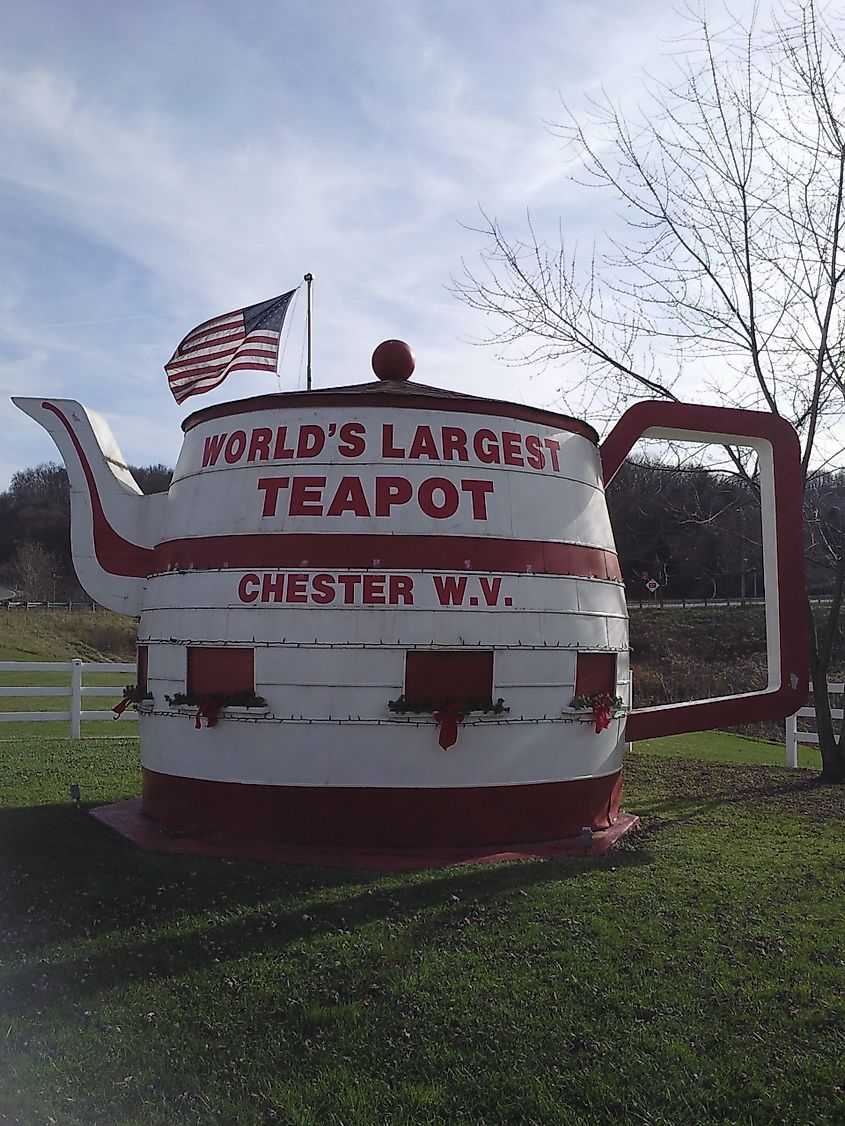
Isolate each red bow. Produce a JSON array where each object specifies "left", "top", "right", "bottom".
[
  {"left": 195, "top": 698, "right": 220, "bottom": 729},
  {"left": 112, "top": 696, "right": 132, "bottom": 718},
  {"left": 592, "top": 694, "right": 613, "bottom": 733},
  {"left": 433, "top": 708, "right": 466, "bottom": 750}
]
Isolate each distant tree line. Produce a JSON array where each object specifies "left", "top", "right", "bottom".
[
  {"left": 608, "top": 461, "right": 845, "bottom": 602},
  {"left": 0, "top": 463, "right": 172, "bottom": 602},
  {"left": 0, "top": 459, "right": 842, "bottom": 603}
]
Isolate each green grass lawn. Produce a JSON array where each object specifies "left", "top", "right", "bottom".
[
  {"left": 636, "top": 729, "right": 819, "bottom": 770},
  {"left": 0, "top": 610, "right": 136, "bottom": 740},
  {"left": 0, "top": 609, "right": 136, "bottom": 664},
  {"left": 1, "top": 730, "right": 843, "bottom": 1125}
]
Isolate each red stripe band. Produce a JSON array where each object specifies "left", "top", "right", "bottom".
[
  {"left": 183, "top": 392, "right": 601, "bottom": 441},
  {"left": 42, "top": 403, "right": 158, "bottom": 577},
  {"left": 141, "top": 767, "right": 624, "bottom": 848},
  {"left": 152, "top": 533, "right": 622, "bottom": 580}
]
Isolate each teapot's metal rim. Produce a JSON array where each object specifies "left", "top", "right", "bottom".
[{"left": 181, "top": 381, "right": 599, "bottom": 444}]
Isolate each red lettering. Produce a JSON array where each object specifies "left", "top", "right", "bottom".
[
  {"left": 473, "top": 429, "right": 500, "bottom": 464},
  {"left": 408, "top": 425, "right": 439, "bottom": 460},
  {"left": 389, "top": 575, "right": 414, "bottom": 605},
  {"left": 286, "top": 573, "right": 308, "bottom": 603},
  {"left": 375, "top": 476, "right": 413, "bottom": 516},
  {"left": 441, "top": 426, "right": 469, "bottom": 462},
  {"left": 543, "top": 437, "right": 561, "bottom": 472},
  {"left": 237, "top": 573, "right": 260, "bottom": 603},
  {"left": 257, "top": 477, "right": 290, "bottom": 517},
  {"left": 525, "top": 434, "right": 545, "bottom": 470},
  {"left": 433, "top": 575, "right": 467, "bottom": 605},
  {"left": 326, "top": 477, "right": 371, "bottom": 517},
  {"left": 247, "top": 428, "right": 273, "bottom": 462},
  {"left": 363, "top": 574, "right": 386, "bottom": 604},
  {"left": 337, "top": 574, "right": 362, "bottom": 604},
  {"left": 311, "top": 573, "right": 336, "bottom": 605},
  {"left": 224, "top": 430, "right": 247, "bottom": 464},
  {"left": 296, "top": 425, "right": 325, "bottom": 458},
  {"left": 202, "top": 433, "right": 227, "bottom": 467},
  {"left": 338, "top": 422, "right": 366, "bottom": 458},
  {"left": 273, "top": 426, "right": 295, "bottom": 460},
  {"left": 460, "top": 479, "right": 494, "bottom": 520},
  {"left": 501, "top": 431, "right": 524, "bottom": 466},
  {"left": 289, "top": 476, "right": 326, "bottom": 516},
  {"left": 418, "top": 478, "right": 460, "bottom": 518},
  {"left": 261, "top": 572, "right": 286, "bottom": 602},
  {"left": 381, "top": 424, "right": 405, "bottom": 458},
  {"left": 479, "top": 576, "right": 502, "bottom": 606}
]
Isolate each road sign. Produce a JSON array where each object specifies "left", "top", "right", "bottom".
[{"left": 646, "top": 579, "right": 660, "bottom": 593}]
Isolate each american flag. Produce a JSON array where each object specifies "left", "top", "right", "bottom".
[{"left": 165, "top": 290, "right": 296, "bottom": 405}]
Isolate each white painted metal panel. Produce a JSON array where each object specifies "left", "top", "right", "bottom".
[
  {"left": 138, "top": 600, "right": 622, "bottom": 648},
  {"left": 142, "top": 570, "right": 605, "bottom": 615},
  {"left": 140, "top": 716, "right": 624, "bottom": 788},
  {"left": 606, "top": 617, "right": 629, "bottom": 650},
  {"left": 174, "top": 408, "right": 600, "bottom": 483},
  {"left": 160, "top": 466, "right": 614, "bottom": 545},
  {"left": 493, "top": 648, "right": 578, "bottom": 688},
  {"left": 255, "top": 646, "right": 401, "bottom": 687},
  {"left": 147, "top": 644, "right": 187, "bottom": 681},
  {"left": 258, "top": 685, "right": 402, "bottom": 719}
]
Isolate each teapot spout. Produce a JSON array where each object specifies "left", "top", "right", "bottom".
[{"left": 12, "top": 398, "right": 166, "bottom": 615}]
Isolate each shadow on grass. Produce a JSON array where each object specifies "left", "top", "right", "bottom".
[
  {"left": 626, "top": 753, "right": 844, "bottom": 826},
  {"left": 0, "top": 801, "right": 651, "bottom": 1016}
]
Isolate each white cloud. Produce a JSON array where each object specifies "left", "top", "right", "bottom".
[{"left": 0, "top": 0, "right": 773, "bottom": 490}]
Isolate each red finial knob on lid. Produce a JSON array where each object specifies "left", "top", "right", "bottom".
[{"left": 372, "top": 339, "right": 415, "bottom": 381}]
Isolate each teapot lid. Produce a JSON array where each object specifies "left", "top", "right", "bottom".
[{"left": 182, "top": 340, "right": 598, "bottom": 443}]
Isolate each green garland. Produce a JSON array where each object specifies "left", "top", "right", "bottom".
[
  {"left": 165, "top": 690, "right": 268, "bottom": 709},
  {"left": 569, "top": 694, "right": 624, "bottom": 714},
  {"left": 388, "top": 695, "right": 509, "bottom": 716},
  {"left": 121, "top": 684, "right": 154, "bottom": 705}
]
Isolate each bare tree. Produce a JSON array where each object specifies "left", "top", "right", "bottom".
[
  {"left": 453, "top": 0, "right": 845, "bottom": 781},
  {"left": 4, "top": 539, "right": 61, "bottom": 603}
]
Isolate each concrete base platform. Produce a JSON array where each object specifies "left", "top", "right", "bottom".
[{"left": 89, "top": 799, "right": 640, "bottom": 870}]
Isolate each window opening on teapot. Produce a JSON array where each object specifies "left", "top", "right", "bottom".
[
  {"left": 169, "top": 647, "right": 267, "bottom": 725},
  {"left": 402, "top": 650, "right": 493, "bottom": 709},
  {"left": 389, "top": 650, "right": 505, "bottom": 750},
  {"left": 575, "top": 651, "right": 617, "bottom": 698},
  {"left": 136, "top": 644, "right": 148, "bottom": 693},
  {"left": 571, "top": 652, "right": 620, "bottom": 733},
  {"left": 187, "top": 646, "right": 255, "bottom": 698}
]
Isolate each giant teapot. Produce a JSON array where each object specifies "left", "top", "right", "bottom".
[{"left": 14, "top": 349, "right": 808, "bottom": 853}]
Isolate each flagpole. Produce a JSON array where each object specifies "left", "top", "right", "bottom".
[{"left": 304, "top": 273, "right": 313, "bottom": 391}]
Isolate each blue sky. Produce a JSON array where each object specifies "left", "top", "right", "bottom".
[{"left": 0, "top": 0, "right": 764, "bottom": 489}]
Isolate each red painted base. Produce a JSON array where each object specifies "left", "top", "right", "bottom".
[
  {"left": 90, "top": 799, "right": 640, "bottom": 870},
  {"left": 141, "top": 768, "right": 624, "bottom": 849}
]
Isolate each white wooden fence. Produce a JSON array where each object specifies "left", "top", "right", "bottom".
[
  {"left": 0, "top": 659, "right": 136, "bottom": 738},
  {"left": 785, "top": 682, "right": 844, "bottom": 768}
]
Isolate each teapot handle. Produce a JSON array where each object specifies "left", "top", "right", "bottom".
[{"left": 600, "top": 401, "right": 808, "bottom": 742}]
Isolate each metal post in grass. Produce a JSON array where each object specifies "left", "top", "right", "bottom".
[
  {"left": 785, "top": 714, "right": 799, "bottom": 769},
  {"left": 70, "top": 659, "right": 83, "bottom": 739}
]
